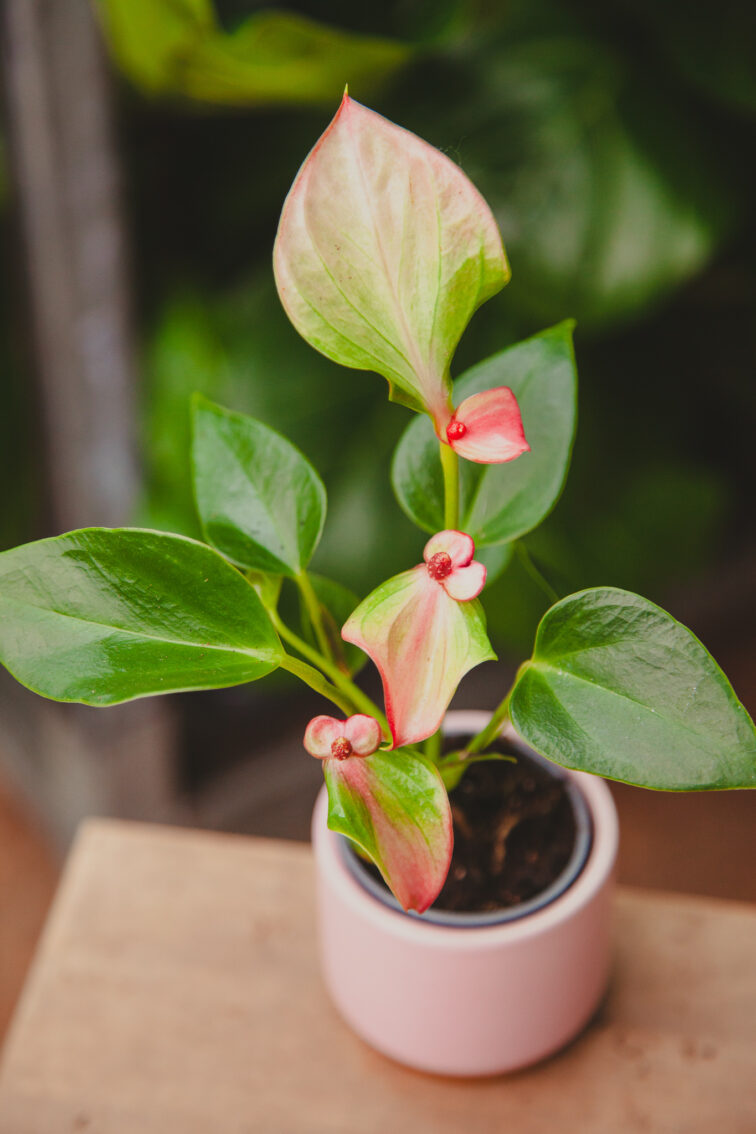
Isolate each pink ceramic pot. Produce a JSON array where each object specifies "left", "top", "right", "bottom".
[{"left": 311, "top": 710, "right": 619, "bottom": 1077}]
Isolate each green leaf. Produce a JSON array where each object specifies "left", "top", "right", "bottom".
[
  {"left": 324, "top": 747, "right": 452, "bottom": 912},
  {"left": 181, "top": 11, "right": 409, "bottom": 107},
  {"left": 95, "top": 0, "right": 214, "bottom": 93},
  {"left": 246, "top": 570, "right": 283, "bottom": 611},
  {"left": 510, "top": 587, "right": 756, "bottom": 790},
  {"left": 476, "top": 543, "right": 514, "bottom": 587},
  {"left": 95, "top": 2, "right": 409, "bottom": 106},
  {"left": 0, "top": 528, "right": 282, "bottom": 706},
  {"left": 300, "top": 574, "right": 365, "bottom": 676},
  {"left": 392, "top": 322, "right": 577, "bottom": 545},
  {"left": 191, "top": 395, "right": 326, "bottom": 577}
]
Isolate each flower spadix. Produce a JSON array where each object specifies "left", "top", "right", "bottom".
[
  {"left": 342, "top": 531, "right": 496, "bottom": 748},
  {"left": 305, "top": 713, "right": 452, "bottom": 913},
  {"left": 274, "top": 93, "right": 509, "bottom": 435}
]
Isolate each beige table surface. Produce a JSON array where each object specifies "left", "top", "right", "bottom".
[{"left": 0, "top": 819, "right": 754, "bottom": 1133}]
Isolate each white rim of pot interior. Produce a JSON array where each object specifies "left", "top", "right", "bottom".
[{"left": 316, "top": 711, "right": 619, "bottom": 946}]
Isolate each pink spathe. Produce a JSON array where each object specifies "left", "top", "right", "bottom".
[
  {"left": 445, "top": 385, "right": 530, "bottom": 464},
  {"left": 312, "top": 712, "right": 619, "bottom": 1077},
  {"left": 342, "top": 532, "right": 493, "bottom": 748}
]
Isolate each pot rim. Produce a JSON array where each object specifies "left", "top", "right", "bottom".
[{"left": 313, "top": 710, "right": 619, "bottom": 947}]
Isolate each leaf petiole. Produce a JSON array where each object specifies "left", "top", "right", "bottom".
[
  {"left": 270, "top": 608, "right": 388, "bottom": 735},
  {"left": 439, "top": 750, "right": 517, "bottom": 791},
  {"left": 296, "top": 570, "right": 334, "bottom": 662},
  {"left": 464, "top": 665, "right": 528, "bottom": 756},
  {"left": 278, "top": 652, "right": 356, "bottom": 718}
]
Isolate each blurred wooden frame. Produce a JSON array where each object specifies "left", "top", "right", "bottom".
[{"left": 0, "top": 0, "right": 177, "bottom": 845}]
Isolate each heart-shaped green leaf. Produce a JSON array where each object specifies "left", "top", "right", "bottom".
[
  {"left": 192, "top": 395, "right": 326, "bottom": 577},
  {"left": 0, "top": 528, "right": 282, "bottom": 705},
  {"left": 392, "top": 322, "right": 577, "bottom": 545},
  {"left": 324, "top": 747, "right": 452, "bottom": 913},
  {"left": 510, "top": 587, "right": 756, "bottom": 790}
]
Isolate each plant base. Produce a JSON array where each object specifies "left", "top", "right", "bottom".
[{"left": 311, "top": 711, "right": 619, "bottom": 1077}]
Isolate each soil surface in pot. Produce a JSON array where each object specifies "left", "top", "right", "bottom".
[{"left": 363, "top": 743, "right": 577, "bottom": 914}]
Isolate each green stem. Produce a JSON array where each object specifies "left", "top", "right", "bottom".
[
  {"left": 465, "top": 666, "right": 526, "bottom": 756},
  {"left": 465, "top": 693, "right": 511, "bottom": 756},
  {"left": 272, "top": 610, "right": 333, "bottom": 672},
  {"left": 279, "top": 652, "right": 356, "bottom": 718},
  {"left": 296, "top": 570, "right": 333, "bottom": 661},
  {"left": 515, "top": 543, "right": 560, "bottom": 606},
  {"left": 438, "top": 750, "right": 516, "bottom": 769},
  {"left": 439, "top": 441, "right": 460, "bottom": 529},
  {"left": 271, "top": 611, "right": 388, "bottom": 734}
]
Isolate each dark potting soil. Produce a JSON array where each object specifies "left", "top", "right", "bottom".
[{"left": 361, "top": 743, "right": 578, "bottom": 914}]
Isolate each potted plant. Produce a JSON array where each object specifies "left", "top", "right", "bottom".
[{"left": 0, "top": 94, "right": 753, "bottom": 1076}]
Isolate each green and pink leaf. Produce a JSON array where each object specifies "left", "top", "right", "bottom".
[
  {"left": 274, "top": 93, "right": 509, "bottom": 433},
  {"left": 323, "top": 747, "right": 453, "bottom": 913},
  {"left": 342, "top": 532, "right": 496, "bottom": 747}
]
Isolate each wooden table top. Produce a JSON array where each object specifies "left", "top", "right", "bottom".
[{"left": 1, "top": 819, "right": 754, "bottom": 1133}]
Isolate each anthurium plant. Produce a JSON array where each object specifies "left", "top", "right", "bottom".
[{"left": 2, "top": 95, "right": 754, "bottom": 914}]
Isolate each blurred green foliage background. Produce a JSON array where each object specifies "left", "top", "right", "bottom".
[{"left": 2, "top": 0, "right": 754, "bottom": 658}]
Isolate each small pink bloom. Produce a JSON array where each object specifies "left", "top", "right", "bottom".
[
  {"left": 444, "top": 385, "right": 529, "bottom": 464},
  {"left": 323, "top": 749, "right": 453, "bottom": 913},
  {"left": 304, "top": 713, "right": 382, "bottom": 761},
  {"left": 422, "top": 530, "right": 486, "bottom": 601}
]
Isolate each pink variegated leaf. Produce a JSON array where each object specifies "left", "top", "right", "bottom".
[
  {"left": 273, "top": 94, "right": 509, "bottom": 434},
  {"left": 446, "top": 386, "right": 530, "bottom": 464},
  {"left": 323, "top": 747, "right": 453, "bottom": 913},
  {"left": 342, "top": 563, "right": 495, "bottom": 748}
]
